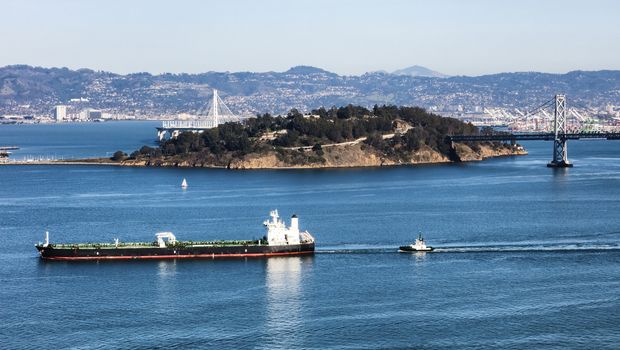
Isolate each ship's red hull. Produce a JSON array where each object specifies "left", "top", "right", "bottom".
[{"left": 36, "top": 242, "right": 315, "bottom": 261}]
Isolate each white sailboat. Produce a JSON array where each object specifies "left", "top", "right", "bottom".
[{"left": 181, "top": 178, "right": 188, "bottom": 188}]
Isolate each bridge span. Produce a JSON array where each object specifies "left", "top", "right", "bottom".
[
  {"left": 450, "top": 132, "right": 620, "bottom": 143},
  {"left": 448, "top": 95, "right": 620, "bottom": 167}
]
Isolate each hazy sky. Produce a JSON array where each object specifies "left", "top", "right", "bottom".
[{"left": 1, "top": 0, "right": 619, "bottom": 76}]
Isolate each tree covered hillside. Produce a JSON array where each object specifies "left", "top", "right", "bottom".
[{"left": 126, "top": 105, "right": 486, "bottom": 167}]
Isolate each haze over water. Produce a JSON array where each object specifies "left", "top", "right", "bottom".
[{"left": 1, "top": 122, "right": 620, "bottom": 349}]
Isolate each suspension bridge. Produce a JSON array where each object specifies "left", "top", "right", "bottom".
[
  {"left": 156, "top": 89, "right": 241, "bottom": 141},
  {"left": 449, "top": 95, "right": 620, "bottom": 167}
]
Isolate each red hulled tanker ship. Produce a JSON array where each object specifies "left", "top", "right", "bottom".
[{"left": 36, "top": 210, "right": 315, "bottom": 260}]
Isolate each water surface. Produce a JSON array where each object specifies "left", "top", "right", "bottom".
[{"left": 1, "top": 123, "right": 619, "bottom": 349}]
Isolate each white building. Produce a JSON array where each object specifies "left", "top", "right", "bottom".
[{"left": 53, "top": 105, "right": 67, "bottom": 122}]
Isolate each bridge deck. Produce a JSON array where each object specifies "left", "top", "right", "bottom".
[
  {"left": 449, "top": 132, "right": 620, "bottom": 142},
  {"left": 156, "top": 127, "right": 213, "bottom": 131}
]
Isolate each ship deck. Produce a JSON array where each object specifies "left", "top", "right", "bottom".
[{"left": 42, "top": 239, "right": 266, "bottom": 249}]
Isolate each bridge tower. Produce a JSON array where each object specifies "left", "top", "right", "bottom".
[
  {"left": 211, "top": 89, "right": 220, "bottom": 126},
  {"left": 156, "top": 89, "right": 240, "bottom": 141},
  {"left": 547, "top": 94, "right": 573, "bottom": 168}
]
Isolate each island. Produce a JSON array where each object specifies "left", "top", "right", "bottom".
[{"left": 113, "top": 105, "right": 526, "bottom": 169}]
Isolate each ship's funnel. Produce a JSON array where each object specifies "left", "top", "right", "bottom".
[{"left": 290, "top": 214, "right": 299, "bottom": 232}]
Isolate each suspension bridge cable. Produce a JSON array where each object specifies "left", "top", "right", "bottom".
[{"left": 523, "top": 97, "right": 555, "bottom": 118}]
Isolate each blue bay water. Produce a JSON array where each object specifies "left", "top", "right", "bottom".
[
  {"left": 0, "top": 121, "right": 159, "bottom": 160},
  {"left": 1, "top": 122, "right": 620, "bottom": 349}
]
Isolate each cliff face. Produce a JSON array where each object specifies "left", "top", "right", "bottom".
[
  {"left": 453, "top": 143, "right": 527, "bottom": 162},
  {"left": 226, "top": 144, "right": 395, "bottom": 169},
  {"left": 121, "top": 143, "right": 526, "bottom": 169}
]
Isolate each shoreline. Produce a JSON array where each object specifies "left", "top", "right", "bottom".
[{"left": 0, "top": 150, "right": 528, "bottom": 170}]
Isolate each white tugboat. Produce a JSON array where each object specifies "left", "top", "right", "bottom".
[{"left": 399, "top": 233, "right": 434, "bottom": 252}]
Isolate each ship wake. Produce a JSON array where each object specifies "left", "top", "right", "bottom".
[{"left": 317, "top": 243, "right": 620, "bottom": 254}]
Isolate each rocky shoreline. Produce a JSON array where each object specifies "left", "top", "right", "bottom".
[
  {"left": 118, "top": 143, "right": 527, "bottom": 169},
  {"left": 1, "top": 143, "right": 527, "bottom": 169}
]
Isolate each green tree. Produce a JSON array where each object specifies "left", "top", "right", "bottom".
[
  {"left": 111, "top": 150, "right": 127, "bottom": 161},
  {"left": 312, "top": 143, "right": 324, "bottom": 156}
]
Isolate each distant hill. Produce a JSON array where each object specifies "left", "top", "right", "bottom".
[
  {"left": 1, "top": 65, "right": 619, "bottom": 116},
  {"left": 285, "top": 65, "right": 335, "bottom": 75},
  {"left": 392, "top": 65, "right": 448, "bottom": 78}
]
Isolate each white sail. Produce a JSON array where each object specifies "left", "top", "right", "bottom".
[{"left": 181, "top": 178, "right": 188, "bottom": 188}]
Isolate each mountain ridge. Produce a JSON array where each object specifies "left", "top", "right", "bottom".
[
  {"left": 1, "top": 65, "right": 619, "bottom": 116},
  {"left": 392, "top": 65, "right": 448, "bottom": 78}
]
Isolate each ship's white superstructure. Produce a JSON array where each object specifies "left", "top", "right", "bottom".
[
  {"left": 264, "top": 210, "right": 314, "bottom": 246},
  {"left": 156, "top": 232, "right": 177, "bottom": 248}
]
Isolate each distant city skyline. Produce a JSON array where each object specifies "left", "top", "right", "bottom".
[{"left": 1, "top": 0, "right": 619, "bottom": 76}]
